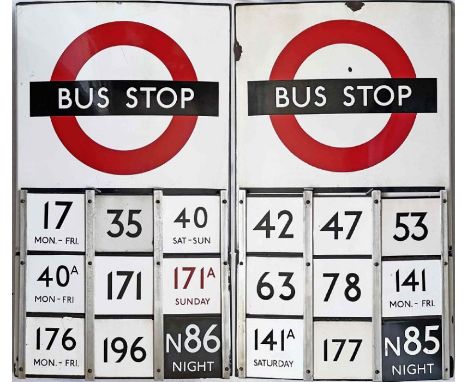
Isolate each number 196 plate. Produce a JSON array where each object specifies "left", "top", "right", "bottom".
[{"left": 94, "top": 319, "right": 153, "bottom": 378}]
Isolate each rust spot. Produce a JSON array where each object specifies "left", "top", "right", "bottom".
[
  {"left": 345, "top": 1, "right": 365, "bottom": 12},
  {"left": 234, "top": 40, "right": 243, "bottom": 62}
]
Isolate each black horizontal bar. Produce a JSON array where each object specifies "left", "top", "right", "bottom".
[
  {"left": 23, "top": 188, "right": 85, "bottom": 194},
  {"left": 164, "top": 313, "right": 221, "bottom": 318},
  {"left": 95, "top": 252, "right": 153, "bottom": 257},
  {"left": 382, "top": 255, "right": 442, "bottom": 261},
  {"left": 382, "top": 315, "right": 442, "bottom": 322},
  {"left": 27, "top": 251, "right": 84, "bottom": 256},
  {"left": 26, "top": 312, "right": 85, "bottom": 318},
  {"left": 26, "top": 375, "right": 85, "bottom": 379},
  {"left": 246, "top": 252, "right": 303, "bottom": 258},
  {"left": 95, "top": 314, "right": 153, "bottom": 319},
  {"left": 314, "top": 254, "right": 372, "bottom": 259},
  {"left": 314, "top": 317, "right": 372, "bottom": 322},
  {"left": 30, "top": 80, "right": 219, "bottom": 117},
  {"left": 248, "top": 78, "right": 437, "bottom": 115},
  {"left": 163, "top": 253, "right": 221, "bottom": 258},
  {"left": 246, "top": 314, "right": 303, "bottom": 320},
  {"left": 163, "top": 188, "right": 222, "bottom": 196}
]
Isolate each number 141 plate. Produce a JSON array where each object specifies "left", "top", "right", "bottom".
[{"left": 246, "top": 318, "right": 303, "bottom": 380}]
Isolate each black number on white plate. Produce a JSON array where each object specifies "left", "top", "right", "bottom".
[
  {"left": 43, "top": 201, "right": 73, "bottom": 229},
  {"left": 257, "top": 272, "right": 295, "bottom": 300},
  {"left": 393, "top": 212, "right": 428, "bottom": 241},
  {"left": 253, "top": 210, "right": 294, "bottom": 239},
  {"left": 396, "top": 269, "right": 426, "bottom": 292},
  {"left": 323, "top": 273, "right": 361, "bottom": 302},
  {"left": 320, "top": 211, "right": 362, "bottom": 240},
  {"left": 323, "top": 338, "right": 362, "bottom": 361},
  {"left": 174, "top": 207, "right": 208, "bottom": 228},
  {"left": 37, "top": 265, "right": 78, "bottom": 287},
  {"left": 107, "top": 271, "right": 142, "bottom": 300},
  {"left": 103, "top": 337, "right": 146, "bottom": 363},
  {"left": 254, "top": 328, "right": 296, "bottom": 351},
  {"left": 36, "top": 327, "right": 76, "bottom": 351},
  {"left": 106, "top": 209, "right": 142, "bottom": 238}
]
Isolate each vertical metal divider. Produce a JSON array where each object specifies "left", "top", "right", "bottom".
[
  {"left": 303, "top": 190, "right": 313, "bottom": 381},
  {"left": 448, "top": 248, "right": 455, "bottom": 379},
  {"left": 371, "top": 190, "right": 382, "bottom": 382},
  {"left": 17, "top": 190, "right": 27, "bottom": 379},
  {"left": 441, "top": 190, "right": 450, "bottom": 380},
  {"left": 153, "top": 190, "right": 164, "bottom": 381},
  {"left": 236, "top": 190, "right": 247, "bottom": 378},
  {"left": 230, "top": 3, "right": 237, "bottom": 378},
  {"left": 220, "top": 190, "right": 231, "bottom": 378},
  {"left": 85, "top": 189, "right": 95, "bottom": 380},
  {"left": 13, "top": 252, "right": 20, "bottom": 376}
]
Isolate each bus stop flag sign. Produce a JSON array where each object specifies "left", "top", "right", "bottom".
[
  {"left": 17, "top": 2, "right": 230, "bottom": 188},
  {"left": 237, "top": 2, "right": 449, "bottom": 187},
  {"left": 249, "top": 20, "right": 436, "bottom": 172}
]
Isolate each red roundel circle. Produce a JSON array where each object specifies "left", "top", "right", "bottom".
[
  {"left": 51, "top": 21, "right": 198, "bottom": 175},
  {"left": 269, "top": 20, "right": 417, "bottom": 172}
]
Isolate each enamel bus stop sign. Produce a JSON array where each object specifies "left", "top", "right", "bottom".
[
  {"left": 15, "top": 1, "right": 230, "bottom": 380},
  {"left": 235, "top": 2, "right": 453, "bottom": 382},
  {"left": 236, "top": 1, "right": 451, "bottom": 188},
  {"left": 14, "top": 1, "right": 454, "bottom": 382},
  {"left": 16, "top": 1, "right": 229, "bottom": 189}
]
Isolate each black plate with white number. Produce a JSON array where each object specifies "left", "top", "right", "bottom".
[
  {"left": 164, "top": 314, "right": 222, "bottom": 379},
  {"left": 382, "top": 317, "right": 442, "bottom": 381}
]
